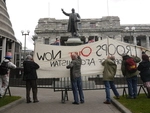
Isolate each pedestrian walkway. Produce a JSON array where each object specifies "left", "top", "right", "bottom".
[{"left": 2, "top": 87, "right": 123, "bottom": 113}]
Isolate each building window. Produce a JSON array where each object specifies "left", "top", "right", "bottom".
[
  {"left": 90, "top": 23, "right": 96, "bottom": 28},
  {"left": 44, "top": 38, "right": 49, "bottom": 44},
  {"left": 137, "top": 39, "right": 141, "bottom": 46},
  {"left": 78, "top": 23, "right": 82, "bottom": 29},
  {"left": 95, "top": 36, "right": 98, "bottom": 41},
  {"left": 61, "top": 23, "right": 67, "bottom": 29},
  {"left": 124, "top": 39, "right": 129, "bottom": 43}
]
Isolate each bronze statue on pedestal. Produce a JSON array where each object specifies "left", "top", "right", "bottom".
[{"left": 61, "top": 8, "right": 81, "bottom": 37}]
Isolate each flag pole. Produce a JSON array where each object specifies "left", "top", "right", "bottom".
[
  {"left": 48, "top": 2, "right": 50, "bottom": 17},
  {"left": 107, "top": 0, "right": 109, "bottom": 16},
  {"left": 77, "top": 0, "right": 79, "bottom": 13}
]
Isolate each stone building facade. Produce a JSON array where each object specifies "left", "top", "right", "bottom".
[
  {"left": 0, "top": 0, "right": 22, "bottom": 67},
  {"left": 33, "top": 16, "right": 150, "bottom": 49}
]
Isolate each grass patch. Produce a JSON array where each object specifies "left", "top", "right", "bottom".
[
  {"left": 116, "top": 94, "right": 150, "bottom": 113},
  {"left": 0, "top": 96, "right": 21, "bottom": 108}
]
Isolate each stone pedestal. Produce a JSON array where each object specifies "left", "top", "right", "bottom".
[{"left": 65, "top": 37, "right": 83, "bottom": 46}]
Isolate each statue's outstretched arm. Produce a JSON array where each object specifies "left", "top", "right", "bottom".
[
  {"left": 77, "top": 13, "right": 81, "bottom": 19},
  {"left": 61, "top": 9, "right": 70, "bottom": 16}
]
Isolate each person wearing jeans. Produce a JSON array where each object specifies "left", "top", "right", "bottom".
[
  {"left": 126, "top": 76, "right": 137, "bottom": 98},
  {"left": 71, "top": 76, "right": 84, "bottom": 104},
  {"left": 66, "top": 52, "right": 84, "bottom": 105},
  {"left": 121, "top": 54, "right": 141, "bottom": 99},
  {"left": 103, "top": 81, "right": 120, "bottom": 103},
  {"left": 102, "top": 56, "right": 119, "bottom": 104}
]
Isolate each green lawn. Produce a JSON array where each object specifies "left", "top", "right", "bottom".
[
  {"left": 116, "top": 94, "right": 150, "bottom": 113},
  {"left": 0, "top": 96, "right": 21, "bottom": 108}
]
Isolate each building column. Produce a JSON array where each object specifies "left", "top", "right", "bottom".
[
  {"left": 1, "top": 38, "right": 6, "bottom": 61},
  {"left": 19, "top": 45, "right": 22, "bottom": 67},
  {"left": 146, "top": 35, "right": 149, "bottom": 49},
  {"left": 121, "top": 36, "right": 124, "bottom": 42},
  {"left": 133, "top": 36, "right": 137, "bottom": 45},
  {"left": 98, "top": 36, "right": 101, "bottom": 41},
  {"left": 85, "top": 36, "right": 88, "bottom": 43},
  {"left": 11, "top": 41, "right": 15, "bottom": 63}
]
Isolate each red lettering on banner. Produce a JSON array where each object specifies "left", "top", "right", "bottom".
[
  {"left": 68, "top": 46, "right": 92, "bottom": 57},
  {"left": 80, "top": 46, "right": 92, "bottom": 57}
]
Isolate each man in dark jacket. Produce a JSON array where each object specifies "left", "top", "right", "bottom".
[
  {"left": 61, "top": 8, "right": 80, "bottom": 37},
  {"left": 138, "top": 51, "right": 150, "bottom": 98},
  {"left": 121, "top": 54, "right": 141, "bottom": 99},
  {"left": 23, "top": 55, "right": 40, "bottom": 103},
  {"left": 66, "top": 52, "right": 84, "bottom": 104}
]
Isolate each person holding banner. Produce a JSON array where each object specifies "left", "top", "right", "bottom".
[
  {"left": 138, "top": 50, "right": 150, "bottom": 98},
  {"left": 23, "top": 55, "right": 40, "bottom": 103},
  {"left": 66, "top": 52, "right": 84, "bottom": 105},
  {"left": 102, "top": 55, "right": 120, "bottom": 104},
  {"left": 121, "top": 54, "right": 141, "bottom": 99}
]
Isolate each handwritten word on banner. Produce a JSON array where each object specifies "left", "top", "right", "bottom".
[{"left": 34, "top": 38, "right": 150, "bottom": 78}]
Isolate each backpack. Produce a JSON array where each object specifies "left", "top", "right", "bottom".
[
  {"left": 125, "top": 57, "right": 137, "bottom": 73},
  {"left": 0, "top": 61, "right": 9, "bottom": 75}
]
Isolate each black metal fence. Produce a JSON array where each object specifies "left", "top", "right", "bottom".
[
  {"left": 9, "top": 68, "right": 147, "bottom": 103},
  {"left": 9, "top": 68, "right": 143, "bottom": 90}
]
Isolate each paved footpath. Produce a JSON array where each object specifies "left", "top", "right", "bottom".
[{"left": 2, "top": 87, "right": 123, "bottom": 113}]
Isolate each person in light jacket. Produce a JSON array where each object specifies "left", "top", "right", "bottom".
[
  {"left": 0, "top": 52, "right": 16, "bottom": 97},
  {"left": 102, "top": 56, "right": 119, "bottom": 104}
]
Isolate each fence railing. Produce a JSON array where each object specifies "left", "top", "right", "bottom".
[
  {"left": 9, "top": 68, "right": 143, "bottom": 90},
  {"left": 9, "top": 68, "right": 146, "bottom": 103}
]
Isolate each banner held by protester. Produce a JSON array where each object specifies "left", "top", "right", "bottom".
[{"left": 34, "top": 38, "right": 150, "bottom": 78}]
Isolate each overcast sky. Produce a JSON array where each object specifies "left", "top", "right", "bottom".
[{"left": 6, "top": 0, "right": 150, "bottom": 50}]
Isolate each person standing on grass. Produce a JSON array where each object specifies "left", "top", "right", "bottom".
[
  {"left": 23, "top": 55, "right": 40, "bottom": 103},
  {"left": 121, "top": 54, "right": 141, "bottom": 99},
  {"left": 66, "top": 52, "right": 84, "bottom": 105},
  {"left": 138, "top": 50, "right": 150, "bottom": 98},
  {"left": 102, "top": 55, "right": 120, "bottom": 104}
]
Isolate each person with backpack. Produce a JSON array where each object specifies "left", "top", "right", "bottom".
[
  {"left": 0, "top": 52, "right": 16, "bottom": 98},
  {"left": 102, "top": 55, "right": 120, "bottom": 104},
  {"left": 121, "top": 53, "right": 141, "bottom": 99},
  {"left": 138, "top": 50, "right": 150, "bottom": 98}
]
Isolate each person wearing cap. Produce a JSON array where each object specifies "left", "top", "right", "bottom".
[
  {"left": 138, "top": 50, "right": 150, "bottom": 98},
  {"left": 101, "top": 55, "right": 120, "bottom": 104},
  {"left": 121, "top": 53, "right": 141, "bottom": 99},
  {"left": 23, "top": 55, "right": 40, "bottom": 103},
  {"left": 61, "top": 8, "right": 81, "bottom": 37},
  {"left": 0, "top": 52, "right": 16, "bottom": 98},
  {"left": 66, "top": 52, "right": 84, "bottom": 105}
]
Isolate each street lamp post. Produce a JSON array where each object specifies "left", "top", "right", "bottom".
[
  {"left": 125, "top": 27, "right": 135, "bottom": 44},
  {"left": 21, "top": 30, "right": 30, "bottom": 60}
]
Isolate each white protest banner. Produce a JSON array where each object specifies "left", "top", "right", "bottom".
[{"left": 34, "top": 38, "right": 150, "bottom": 78}]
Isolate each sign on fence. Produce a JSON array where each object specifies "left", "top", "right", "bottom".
[{"left": 34, "top": 38, "right": 150, "bottom": 78}]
